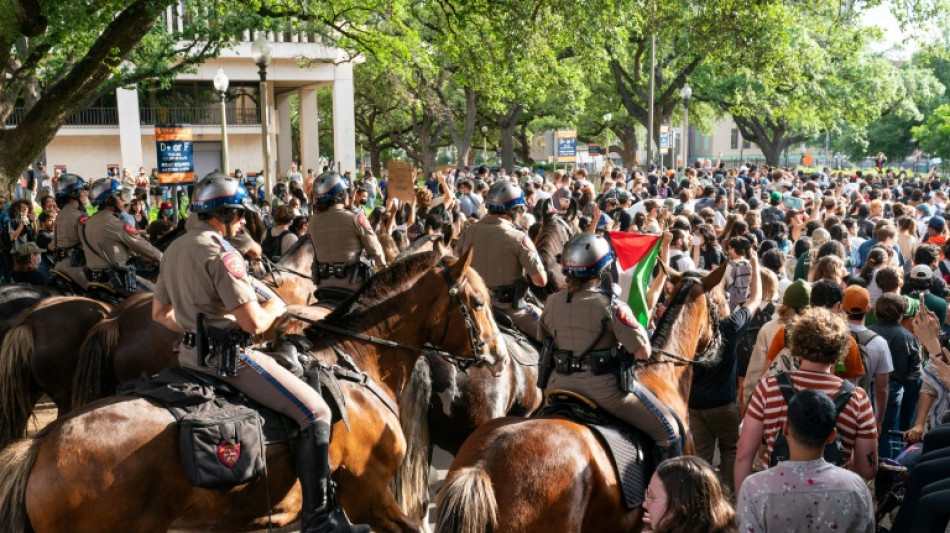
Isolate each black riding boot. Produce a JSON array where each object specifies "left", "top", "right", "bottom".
[{"left": 296, "top": 421, "right": 371, "bottom": 533}]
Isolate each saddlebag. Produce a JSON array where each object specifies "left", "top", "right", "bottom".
[{"left": 178, "top": 404, "right": 266, "bottom": 489}]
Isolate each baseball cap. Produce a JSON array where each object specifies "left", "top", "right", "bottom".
[
  {"left": 617, "top": 190, "right": 632, "bottom": 203},
  {"left": 928, "top": 215, "right": 946, "bottom": 231},
  {"left": 917, "top": 204, "right": 933, "bottom": 217},
  {"left": 842, "top": 286, "right": 870, "bottom": 314},
  {"left": 910, "top": 264, "right": 933, "bottom": 281},
  {"left": 15, "top": 242, "right": 42, "bottom": 256},
  {"left": 770, "top": 191, "right": 783, "bottom": 203},
  {"left": 782, "top": 279, "right": 811, "bottom": 311},
  {"left": 801, "top": 191, "right": 815, "bottom": 201}
]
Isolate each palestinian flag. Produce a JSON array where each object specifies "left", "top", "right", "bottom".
[{"left": 609, "top": 232, "right": 662, "bottom": 328}]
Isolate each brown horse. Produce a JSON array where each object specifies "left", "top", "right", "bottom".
[
  {"left": 0, "top": 297, "right": 110, "bottom": 447},
  {"left": 435, "top": 265, "right": 727, "bottom": 533},
  {"left": 0, "top": 248, "right": 506, "bottom": 533}
]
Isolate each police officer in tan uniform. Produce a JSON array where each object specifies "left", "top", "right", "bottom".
[
  {"left": 152, "top": 173, "right": 368, "bottom": 533},
  {"left": 308, "top": 172, "right": 385, "bottom": 305},
  {"left": 457, "top": 181, "right": 547, "bottom": 341},
  {"left": 81, "top": 178, "right": 162, "bottom": 294},
  {"left": 52, "top": 173, "right": 90, "bottom": 288},
  {"left": 539, "top": 233, "right": 682, "bottom": 462}
]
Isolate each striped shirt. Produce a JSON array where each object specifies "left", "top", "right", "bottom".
[{"left": 746, "top": 370, "right": 878, "bottom": 465}]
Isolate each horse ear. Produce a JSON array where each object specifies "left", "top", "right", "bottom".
[
  {"left": 453, "top": 245, "right": 475, "bottom": 277},
  {"left": 660, "top": 260, "right": 683, "bottom": 287},
  {"left": 702, "top": 260, "right": 729, "bottom": 292}
]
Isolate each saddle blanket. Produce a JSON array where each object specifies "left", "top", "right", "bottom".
[{"left": 538, "top": 398, "right": 652, "bottom": 509}]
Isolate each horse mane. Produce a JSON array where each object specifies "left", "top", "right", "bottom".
[
  {"left": 393, "top": 234, "right": 442, "bottom": 263},
  {"left": 318, "top": 250, "right": 444, "bottom": 332}
]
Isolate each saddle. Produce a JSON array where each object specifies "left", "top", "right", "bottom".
[
  {"left": 538, "top": 390, "right": 652, "bottom": 509},
  {"left": 48, "top": 269, "right": 83, "bottom": 295},
  {"left": 493, "top": 309, "right": 540, "bottom": 367},
  {"left": 314, "top": 287, "right": 355, "bottom": 310},
  {"left": 84, "top": 281, "right": 126, "bottom": 306}
]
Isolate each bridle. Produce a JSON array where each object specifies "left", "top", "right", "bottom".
[
  {"left": 435, "top": 259, "right": 501, "bottom": 360},
  {"left": 640, "top": 276, "right": 722, "bottom": 368},
  {"left": 290, "top": 258, "right": 501, "bottom": 369}
]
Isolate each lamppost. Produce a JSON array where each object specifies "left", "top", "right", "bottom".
[
  {"left": 481, "top": 125, "right": 488, "bottom": 165},
  {"left": 603, "top": 113, "right": 612, "bottom": 169},
  {"left": 251, "top": 34, "right": 274, "bottom": 201},
  {"left": 680, "top": 83, "right": 692, "bottom": 171},
  {"left": 213, "top": 68, "right": 230, "bottom": 175}
]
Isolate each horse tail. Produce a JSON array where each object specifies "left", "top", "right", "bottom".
[
  {"left": 0, "top": 324, "right": 35, "bottom": 448},
  {"left": 391, "top": 356, "right": 432, "bottom": 523},
  {"left": 435, "top": 466, "right": 498, "bottom": 533},
  {"left": 0, "top": 437, "right": 40, "bottom": 532},
  {"left": 71, "top": 318, "right": 120, "bottom": 408}
]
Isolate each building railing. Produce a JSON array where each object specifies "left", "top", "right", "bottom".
[
  {"left": 4, "top": 107, "right": 119, "bottom": 128},
  {"left": 139, "top": 107, "right": 261, "bottom": 126},
  {"left": 161, "top": 4, "right": 325, "bottom": 45}
]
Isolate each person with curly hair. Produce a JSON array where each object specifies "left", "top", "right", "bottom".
[
  {"left": 643, "top": 456, "right": 737, "bottom": 533},
  {"left": 734, "top": 307, "right": 878, "bottom": 494}
]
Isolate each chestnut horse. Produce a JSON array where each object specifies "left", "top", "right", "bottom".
[
  {"left": 0, "top": 248, "right": 505, "bottom": 533},
  {"left": 530, "top": 198, "right": 575, "bottom": 300},
  {"left": 0, "top": 297, "right": 110, "bottom": 447},
  {"left": 435, "top": 266, "right": 727, "bottom": 533}
]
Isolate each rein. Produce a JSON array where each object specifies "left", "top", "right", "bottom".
[
  {"left": 639, "top": 276, "right": 722, "bottom": 368},
  {"left": 288, "top": 259, "right": 501, "bottom": 371}
]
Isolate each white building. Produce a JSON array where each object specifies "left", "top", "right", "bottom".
[{"left": 8, "top": 16, "right": 357, "bottom": 184}]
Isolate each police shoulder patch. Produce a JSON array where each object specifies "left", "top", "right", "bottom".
[
  {"left": 78, "top": 214, "right": 89, "bottom": 226},
  {"left": 615, "top": 303, "right": 638, "bottom": 327},
  {"left": 222, "top": 251, "right": 246, "bottom": 279},
  {"left": 521, "top": 235, "right": 537, "bottom": 252},
  {"left": 357, "top": 212, "right": 371, "bottom": 230},
  {"left": 123, "top": 223, "right": 139, "bottom": 237}
]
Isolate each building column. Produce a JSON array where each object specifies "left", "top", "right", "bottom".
[
  {"left": 332, "top": 63, "right": 356, "bottom": 174},
  {"left": 116, "top": 87, "right": 143, "bottom": 171},
  {"left": 299, "top": 87, "right": 320, "bottom": 172},
  {"left": 276, "top": 92, "right": 293, "bottom": 175}
]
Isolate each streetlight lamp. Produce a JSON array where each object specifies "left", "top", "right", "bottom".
[
  {"left": 481, "top": 125, "right": 488, "bottom": 165},
  {"left": 213, "top": 67, "right": 230, "bottom": 175},
  {"left": 251, "top": 34, "right": 274, "bottom": 201},
  {"left": 680, "top": 83, "right": 692, "bottom": 171}
]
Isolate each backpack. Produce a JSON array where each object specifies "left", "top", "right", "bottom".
[
  {"left": 768, "top": 372, "right": 855, "bottom": 467},
  {"left": 850, "top": 329, "right": 876, "bottom": 392},
  {"left": 939, "top": 260, "right": 950, "bottom": 286},
  {"left": 725, "top": 260, "right": 752, "bottom": 312},
  {"left": 261, "top": 228, "right": 291, "bottom": 261},
  {"left": 736, "top": 302, "right": 775, "bottom": 377}
]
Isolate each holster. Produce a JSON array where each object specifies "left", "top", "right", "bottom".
[
  {"left": 198, "top": 319, "right": 251, "bottom": 377},
  {"left": 537, "top": 337, "right": 556, "bottom": 389},
  {"left": 617, "top": 351, "right": 637, "bottom": 394},
  {"left": 68, "top": 247, "right": 85, "bottom": 268}
]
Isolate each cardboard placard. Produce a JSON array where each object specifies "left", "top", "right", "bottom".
[
  {"left": 387, "top": 161, "right": 415, "bottom": 203},
  {"left": 155, "top": 124, "right": 195, "bottom": 184}
]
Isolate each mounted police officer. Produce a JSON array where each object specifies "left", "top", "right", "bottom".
[
  {"left": 457, "top": 181, "right": 547, "bottom": 341},
  {"left": 52, "top": 173, "right": 90, "bottom": 288},
  {"left": 81, "top": 178, "right": 162, "bottom": 294},
  {"left": 539, "top": 233, "right": 682, "bottom": 462},
  {"left": 308, "top": 172, "right": 386, "bottom": 306},
  {"left": 152, "top": 172, "right": 368, "bottom": 533}
]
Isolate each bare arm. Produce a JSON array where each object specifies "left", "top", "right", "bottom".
[
  {"left": 905, "top": 391, "right": 935, "bottom": 443},
  {"left": 851, "top": 437, "right": 878, "bottom": 481},
  {"left": 742, "top": 253, "right": 761, "bottom": 311},
  {"left": 232, "top": 298, "right": 285, "bottom": 335},
  {"left": 151, "top": 298, "right": 185, "bottom": 334},
  {"left": 734, "top": 415, "right": 765, "bottom": 495}
]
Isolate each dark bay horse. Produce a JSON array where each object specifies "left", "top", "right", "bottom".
[
  {"left": 435, "top": 264, "right": 727, "bottom": 533},
  {"left": 530, "top": 198, "right": 575, "bottom": 299},
  {"left": 0, "top": 248, "right": 506, "bottom": 533},
  {"left": 0, "top": 297, "right": 110, "bottom": 447}
]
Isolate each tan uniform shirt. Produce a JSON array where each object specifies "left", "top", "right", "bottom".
[
  {"left": 81, "top": 210, "right": 162, "bottom": 269},
  {"left": 307, "top": 204, "right": 386, "bottom": 266},
  {"left": 456, "top": 215, "right": 544, "bottom": 289},
  {"left": 154, "top": 221, "right": 256, "bottom": 332},
  {"left": 540, "top": 287, "right": 649, "bottom": 355},
  {"left": 54, "top": 203, "right": 86, "bottom": 249}
]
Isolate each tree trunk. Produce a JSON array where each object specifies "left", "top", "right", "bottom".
[
  {"left": 515, "top": 122, "right": 533, "bottom": 165},
  {"left": 617, "top": 124, "right": 638, "bottom": 168},
  {"left": 369, "top": 145, "right": 383, "bottom": 178},
  {"left": 497, "top": 103, "right": 524, "bottom": 172}
]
